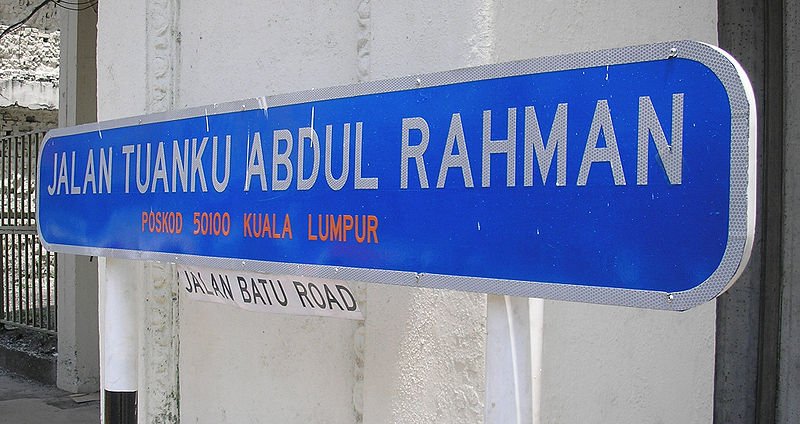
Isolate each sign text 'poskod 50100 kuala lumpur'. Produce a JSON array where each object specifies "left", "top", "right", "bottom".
[{"left": 37, "top": 41, "right": 756, "bottom": 310}]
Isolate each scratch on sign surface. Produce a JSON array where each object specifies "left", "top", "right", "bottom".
[{"left": 257, "top": 96, "right": 269, "bottom": 119}]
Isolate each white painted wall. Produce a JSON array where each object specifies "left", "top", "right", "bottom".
[{"left": 95, "top": 0, "right": 719, "bottom": 422}]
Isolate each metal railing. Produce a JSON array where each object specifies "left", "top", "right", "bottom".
[{"left": 0, "top": 130, "right": 57, "bottom": 334}]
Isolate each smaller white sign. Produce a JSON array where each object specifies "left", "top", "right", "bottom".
[{"left": 178, "top": 264, "right": 363, "bottom": 320}]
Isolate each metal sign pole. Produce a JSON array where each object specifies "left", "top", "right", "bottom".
[
  {"left": 101, "top": 258, "right": 139, "bottom": 423},
  {"left": 485, "top": 295, "right": 543, "bottom": 424}
]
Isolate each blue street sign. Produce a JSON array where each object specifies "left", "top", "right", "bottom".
[{"left": 37, "top": 41, "right": 755, "bottom": 310}]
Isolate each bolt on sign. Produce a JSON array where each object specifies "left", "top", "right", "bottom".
[{"left": 38, "top": 41, "right": 755, "bottom": 311}]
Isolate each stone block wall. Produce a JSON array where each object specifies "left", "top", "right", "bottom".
[
  {"left": 0, "top": 0, "right": 60, "bottom": 135},
  {"left": 0, "top": 105, "right": 57, "bottom": 137}
]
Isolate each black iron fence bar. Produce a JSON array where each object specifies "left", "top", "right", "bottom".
[
  {"left": 1, "top": 232, "right": 4, "bottom": 322},
  {"left": 6, "top": 140, "right": 10, "bottom": 226},
  {"left": 40, "top": 133, "right": 50, "bottom": 331},
  {"left": 2, "top": 140, "right": 8, "bottom": 323},
  {"left": 14, "top": 233, "right": 20, "bottom": 324},
  {"left": 16, "top": 136, "right": 22, "bottom": 326},
  {"left": 37, "top": 235, "right": 43, "bottom": 329},
  {"left": 0, "top": 140, "right": 3, "bottom": 320},
  {"left": 0, "top": 139, "right": 4, "bottom": 322},
  {"left": 26, "top": 134, "right": 34, "bottom": 328},
  {"left": 30, "top": 134, "right": 36, "bottom": 329},
  {"left": 0, "top": 130, "right": 58, "bottom": 333},
  {"left": 50, "top": 246, "right": 55, "bottom": 331},
  {"left": 6, "top": 136, "right": 10, "bottom": 319}
]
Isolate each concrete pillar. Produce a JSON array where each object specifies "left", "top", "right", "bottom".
[
  {"left": 136, "top": 262, "right": 179, "bottom": 423},
  {"left": 717, "top": 1, "right": 800, "bottom": 422},
  {"left": 714, "top": 1, "right": 765, "bottom": 421},
  {"left": 779, "top": 1, "right": 800, "bottom": 421},
  {"left": 56, "top": 5, "right": 99, "bottom": 394}
]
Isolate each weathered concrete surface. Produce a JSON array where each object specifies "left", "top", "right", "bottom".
[
  {"left": 0, "top": 327, "right": 56, "bottom": 385},
  {"left": 780, "top": 1, "right": 800, "bottom": 422},
  {"left": 0, "top": 367, "right": 99, "bottom": 424}
]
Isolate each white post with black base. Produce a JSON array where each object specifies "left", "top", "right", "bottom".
[
  {"left": 485, "top": 295, "right": 544, "bottom": 424},
  {"left": 100, "top": 258, "right": 139, "bottom": 423}
]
